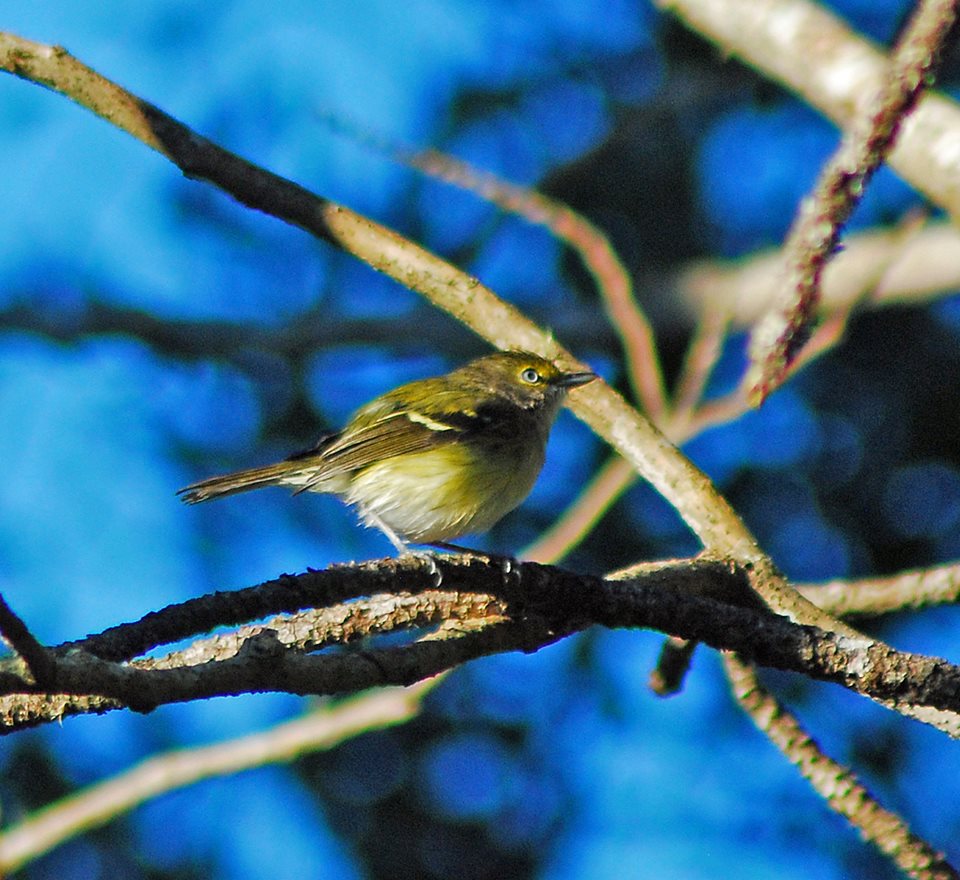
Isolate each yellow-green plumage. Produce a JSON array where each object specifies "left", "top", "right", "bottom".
[{"left": 178, "top": 351, "right": 595, "bottom": 551}]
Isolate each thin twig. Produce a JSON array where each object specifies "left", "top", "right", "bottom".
[
  {"left": 669, "top": 306, "right": 732, "bottom": 426},
  {"left": 800, "top": 561, "right": 960, "bottom": 616},
  {"left": 0, "top": 593, "right": 55, "bottom": 688},
  {"left": 745, "top": 0, "right": 958, "bottom": 403},
  {"left": 523, "top": 455, "right": 636, "bottom": 563},
  {"left": 649, "top": 636, "right": 697, "bottom": 695},
  {"left": 681, "top": 300, "right": 855, "bottom": 441},
  {"left": 725, "top": 655, "right": 958, "bottom": 880},
  {"left": 680, "top": 210, "right": 925, "bottom": 440},
  {"left": 386, "top": 140, "right": 668, "bottom": 418},
  {"left": 0, "top": 681, "right": 439, "bottom": 874}
]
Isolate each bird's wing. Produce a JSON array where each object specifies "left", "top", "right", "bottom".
[{"left": 295, "top": 390, "right": 486, "bottom": 490}]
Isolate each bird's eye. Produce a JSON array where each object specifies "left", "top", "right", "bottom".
[{"left": 520, "top": 368, "right": 541, "bottom": 384}]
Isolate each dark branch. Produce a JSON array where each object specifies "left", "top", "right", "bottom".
[
  {"left": 59, "top": 554, "right": 479, "bottom": 663},
  {"left": 1, "top": 556, "right": 959, "bottom": 733},
  {"left": 0, "top": 593, "right": 55, "bottom": 688}
]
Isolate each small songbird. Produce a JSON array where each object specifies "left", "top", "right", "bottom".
[{"left": 178, "top": 350, "right": 596, "bottom": 553}]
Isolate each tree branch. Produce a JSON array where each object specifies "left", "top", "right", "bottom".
[
  {"left": 654, "top": 0, "right": 960, "bottom": 218},
  {"left": 745, "top": 0, "right": 958, "bottom": 402},
  {"left": 0, "top": 682, "right": 438, "bottom": 874},
  {"left": 0, "top": 593, "right": 55, "bottom": 689},
  {"left": 2, "top": 557, "right": 959, "bottom": 734},
  {"left": 676, "top": 219, "right": 956, "bottom": 327},
  {"left": 799, "top": 561, "right": 960, "bottom": 616},
  {"left": 725, "top": 655, "right": 958, "bottom": 880}
]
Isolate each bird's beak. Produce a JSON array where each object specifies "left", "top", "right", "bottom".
[{"left": 555, "top": 370, "right": 597, "bottom": 389}]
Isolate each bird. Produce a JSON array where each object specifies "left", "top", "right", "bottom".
[{"left": 178, "top": 350, "right": 595, "bottom": 553}]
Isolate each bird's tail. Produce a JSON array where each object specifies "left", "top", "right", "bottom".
[{"left": 177, "top": 461, "right": 301, "bottom": 504}]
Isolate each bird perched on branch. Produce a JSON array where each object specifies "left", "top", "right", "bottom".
[{"left": 179, "top": 350, "right": 595, "bottom": 553}]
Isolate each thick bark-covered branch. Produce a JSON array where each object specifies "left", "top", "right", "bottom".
[{"left": 1, "top": 557, "right": 958, "bottom": 734}]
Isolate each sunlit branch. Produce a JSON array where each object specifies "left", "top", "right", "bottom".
[
  {"left": 675, "top": 217, "right": 949, "bottom": 327},
  {"left": 653, "top": 0, "right": 960, "bottom": 218},
  {"left": 139, "top": 590, "right": 506, "bottom": 671},
  {"left": 800, "top": 561, "right": 960, "bottom": 616}
]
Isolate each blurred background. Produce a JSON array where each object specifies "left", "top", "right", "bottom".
[{"left": 2, "top": 1, "right": 960, "bottom": 878}]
